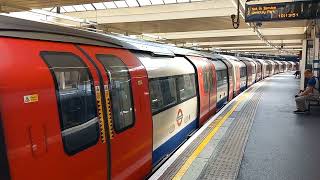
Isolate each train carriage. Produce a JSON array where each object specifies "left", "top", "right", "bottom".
[
  {"left": 219, "top": 55, "right": 241, "bottom": 97},
  {"left": 211, "top": 60, "right": 229, "bottom": 110},
  {"left": 239, "top": 57, "right": 255, "bottom": 88},
  {"left": 273, "top": 60, "right": 280, "bottom": 74},
  {"left": 137, "top": 53, "right": 198, "bottom": 165},
  {"left": 0, "top": 15, "right": 296, "bottom": 180},
  {"left": 255, "top": 59, "right": 268, "bottom": 79}
]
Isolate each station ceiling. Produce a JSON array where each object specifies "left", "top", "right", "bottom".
[{"left": 1, "top": 0, "right": 308, "bottom": 55}]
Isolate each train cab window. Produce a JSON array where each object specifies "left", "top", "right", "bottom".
[
  {"left": 149, "top": 77, "right": 177, "bottom": 114},
  {"left": 177, "top": 74, "right": 196, "bottom": 102},
  {"left": 41, "top": 52, "right": 99, "bottom": 155},
  {"left": 96, "top": 54, "right": 135, "bottom": 132}
]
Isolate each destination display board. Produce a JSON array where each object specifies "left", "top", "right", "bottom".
[{"left": 245, "top": 1, "right": 320, "bottom": 22}]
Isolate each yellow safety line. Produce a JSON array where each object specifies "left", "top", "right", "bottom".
[{"left": 173, "top": 91, "right": 250, "bottom": 180}]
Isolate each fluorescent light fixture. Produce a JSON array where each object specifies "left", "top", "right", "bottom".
[
  {"left": 126, "top": 0, "right": 140, "bottom": 7},
  {"left": 103, "top": 2, "right": 117, "bottom": 8},
  {"left": 83, "top": 4, "right": 95, "bottom": 11},
  {"left": 177, "top": 0, "right": 189, "bottom": 3},
  {"left": 62, "top": 6, "right": 76, "bottom": 12},
  {"left": 163, "top": 0, "right": 176, "bottom": 4},
  {"left": 150, "top": 0, "right": 164, "bottom": 5},
  {"left": 138, "top": 0, "right": 152, "bottom": 6},
  {"left": 73, "top": 5, "right": 86, "bottom": 11},
  {"left": 92, "top": 3, "right": 106, "bottom": 10},
  {"left": 114, "top": 1, "right": 128, "bottom": 8}
]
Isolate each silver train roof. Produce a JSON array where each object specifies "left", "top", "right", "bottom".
[{"left": 0, "top": 15, "right": 177, "bottom": 56}]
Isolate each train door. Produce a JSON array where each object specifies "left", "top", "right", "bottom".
[
  {"left": 221, "top": 59, "right": 234, "bottom": 101},
  {"left": 207, "top": 60, "right": 217, "bottom": 117},
  {"left": 0, "top": 38, "right": 109, "bottom": 179},
  {"left": 186, "top": 56, "right": 212, "bottom": 126},
  {"left": 77, "top": 45, "right": 153, "bottom": 180}
]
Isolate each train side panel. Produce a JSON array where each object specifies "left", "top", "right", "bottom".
[
  {"left": 0, "top": 37, "right": 109, "bottom": 180},
  {"left": 137, "top": 54, "right": 198, "bottom": 165},
  {"left": 78, "top": 45, "right": 153, "bottom": 180},
  {"left": 187, "top": 56, "right": 217, "bottom": 126},
  {"left": 211, "top": 61, "right": 228, "bottom": 110}
]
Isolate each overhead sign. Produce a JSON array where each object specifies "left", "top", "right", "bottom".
[{"left": 245, "top": 1, "right": 320, "bottom": 22}]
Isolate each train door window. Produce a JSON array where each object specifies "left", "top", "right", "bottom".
[
  {"left": 96, "top": 54, "right": 134, "bottom": 132},
  {"left": 177, "top": 74, "right": 196, "bottom": 102},
  {"left": 41, "top": 52, "right": 99, "bottom": 155},
  {"left": 202, "top": 66, "right": 212, "bottom": 93},
  {"left": 209, "top": 67, "right": 214, "bottom": 94},
  {"left": 202, "top": 66, "right": 209, "bottom": 93},
  {"left": 216, "top": 70, "right": 223, "bottom": 87},
  {"left": 149, "top": 77, "right": 177, "bottom": 114},
  {"left": 222, "top": 70, "right": 228, "bottom": 84},
  {"left": 240, "top": 67, "right": 246, "bottom": 78}
]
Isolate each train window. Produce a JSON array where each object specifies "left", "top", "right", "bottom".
[
  {"left": 203, "top": 65, "right": 213, "bottom": 93},
  {"left": 177, "top": 74, "right": 196, "bottom": 102},
  {"left": 216, "top": 71, "right": 222, "bottom": 87},
  {"left": 149, "top": 77, "right": 177, "bottom": 114},
  {"left": 202, "top": 66, "right": 209, "bottom": 93},
  {"left": 209, "top": 68, "right": 214, "bottom": 94},
  {"left": 252, "top": 66, "right": 256, "bottom": 74},
  {"left": 222, "top": 70, "right": 228, "bottom": 84},
  {"left": 41, "top": 52, "right": 99, "bottom": 155},
  {"left": 240, "top": 67, "right": 247, "bottom": 78},
  {"left": 96, "top": 54, "right": 135, "bottom": 132}
]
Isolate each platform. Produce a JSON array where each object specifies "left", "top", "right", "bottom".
[{"left": 150, "top": 72, "right": 320, "bottom": 180}]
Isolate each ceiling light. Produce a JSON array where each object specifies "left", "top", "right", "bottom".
[
  {"left": 104, "top": 2, "right": 117, "bottom": 8},
  {"left": 126, "top": 0, "right": 140, "bottom": 7},
  {"left": 92, "top": 3, "right": 106, "bottom": 10}
]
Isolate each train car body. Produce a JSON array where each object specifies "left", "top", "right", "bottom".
[
  {"left": 137, "top": 54, "right": 198, "bottom": 165},
  {"left": 254, "top": 59, "right": 262, "bottom": 82},
  {"left": 239, "top": 57, "right": 255, "bottom": 87},
  {"left": 211, "top": 60, "right": 229, "bottom": 110},
  {"left": 219, "top": 55, "right": 241, "bottom": 97},
  {"left": 255, "top": 59, "right": 268, "bottom": 79},
  {"left": 289, "top": 61, "right": 296, "bottom": 71},
  {"left": 239, "top": 60, "right": 247, "bottom": 92},
  {"left": 273, "top": 60, "right": 280, "bottom": 74},
  {"left": 0, "top": 15, "right": 290, "bottom": 180},
  {"left": 275, "top": 60, "right": 284, "bottom": 73},
  {"left": 185, "top": 55, "right": 217, "bottom": 126}
]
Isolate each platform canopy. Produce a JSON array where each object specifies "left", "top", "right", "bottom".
[{"left": 1, "top": 0, "right": 308, "bottom": 55}]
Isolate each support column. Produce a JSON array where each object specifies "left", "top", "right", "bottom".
[
  {"left": 300, "top": 39, "right": 307, "bottom": 90},
  {"left": 314, "top": 38, "right": 319, "bottom": 77}
]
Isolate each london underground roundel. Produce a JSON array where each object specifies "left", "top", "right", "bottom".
[{"left": 176, "top": 109, "right": 183, "bottom": 126}]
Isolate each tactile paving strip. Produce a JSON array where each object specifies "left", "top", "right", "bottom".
[
  {"left": 198, "top": 87, "right": 264, "bottom": 180},
  {"left": 158, "top": 87, "right": 258, "bottom": 180}
]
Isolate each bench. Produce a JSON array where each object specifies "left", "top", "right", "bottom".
[{"left": 307, "top": 98, "right": 320, "bottom": 111}]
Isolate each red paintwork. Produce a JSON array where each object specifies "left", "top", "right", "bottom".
[
  {"left": 0, "top": 35, "right": 264, "bottom": 180},
  {"left": 0, "top": 37, "right": 108, "bottom": 180},
  {"left": 79, "top": 45, "right": 153, "bottom": 180},
  {"left": 186, "top": 56, "right": 217, "bottom": 126}
]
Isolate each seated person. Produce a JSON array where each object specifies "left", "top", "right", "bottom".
[{"left": 294, "top": 69, "right": 319, "bottom": 113}]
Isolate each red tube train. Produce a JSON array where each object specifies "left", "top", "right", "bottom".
[{"left": 0, "top": 16, "right": 296, "bottom": 180}]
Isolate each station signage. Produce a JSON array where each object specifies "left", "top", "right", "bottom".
[{"left": 245, "top": 1, "right": 320, "bottom": 22}]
